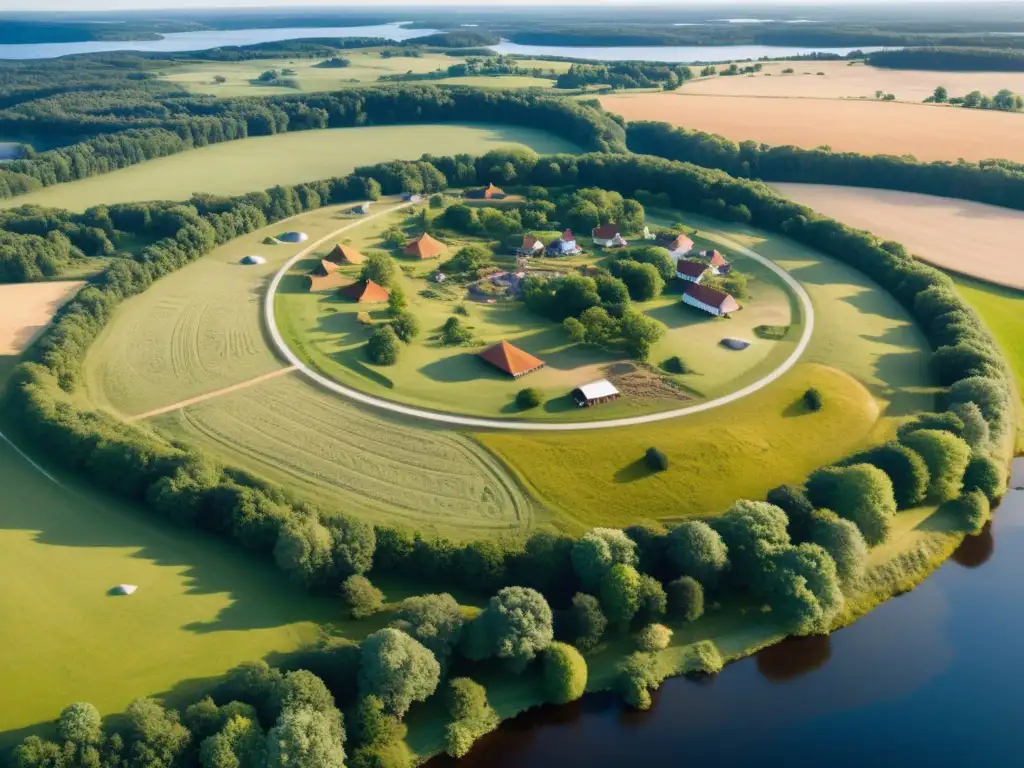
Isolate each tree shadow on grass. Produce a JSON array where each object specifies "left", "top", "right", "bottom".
[
  {"left": 419, "top": 353, "right": 505, "bottom": 384},
  {"left": 782, "top": 397, "right": 814, "bottom": 418},
  {"left": 614, "top": 458, "right": 657, "bottom": 484},
  {"left": 543, "top": 395, "right": 578, "bottom": 414},
  {"left": 329, "top": 347, "right": 396, "bottom": 390}
]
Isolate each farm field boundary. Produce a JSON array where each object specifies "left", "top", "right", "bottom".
[
  {"left": 267, "top": 233, "right": 816, "bottom": 431},
  {"left": 126, "top": 365, "right": 298, "bottom": 421}
]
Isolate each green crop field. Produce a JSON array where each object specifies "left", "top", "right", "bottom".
[
  {"left": 0, "top": 436, "right": 341, "bottom": 741},
  {"left": 479, "top": 221, "right": 938, "bottom": 529},
  {"left": 0, "top": 124, "right": 581, "bottom": 212},
  {"left": 952, "top": 275, "right": 1024, "bottom": 451},
  {"left": 157, "top": 52, "right": 571, "bottom": 98},
  {"left": 276, "top": 210, "right": 800, "bottom": 420}
]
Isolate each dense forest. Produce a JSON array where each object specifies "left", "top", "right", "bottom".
[
  {"left": 626, "top": 120, "right": 1024, "bottom": 212},
  {"left": 869, "top": 47, "right": 1024, "bottom": 72}
]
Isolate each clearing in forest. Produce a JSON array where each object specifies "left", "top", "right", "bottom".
[
  {"left": 0, "top": 281, "right": 84, "bottom": 356},
  {"left": 774, "top": 183, "right": 1024, "bottom": 291},
  {"left": 601, "top": 92, "right": 1024, "bottom": 162},
  {"left": 0, "top": 124, "right": 581, "bottom": 212}
]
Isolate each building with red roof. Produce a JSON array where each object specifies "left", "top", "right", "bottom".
[
  {"left": 682, "top": 282, "right": 740, "bottom": 317},
  {"left": 477, "top": 340, "right": 546, "bottom": 378}
]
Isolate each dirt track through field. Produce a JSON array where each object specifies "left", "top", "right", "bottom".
[{"left": 128, "top": 366, "right": 297, "bottom": 421}]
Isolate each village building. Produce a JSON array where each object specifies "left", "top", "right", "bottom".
[
  {"left": 326, "top": 243, "right": 366, "bottom": 265},
  {"left": 402, "top": 193, "right": 423, "bottom": 203},
  {"left": 659, "top": 233, "right": 695, "bottom": 259},
  {"left": 306, "top": 260, "right": 345, "bottom": 291},
  {"left": 705, "top": 249, "right": 731, "bottom": 275},
  {"left": 340, "top": 279, "right": 390, "bottom": 304},
  {"left": 547, "top": 229, "right": 582, "bottom": 257},
  {"left": 592, "top": 223, "right": 628, "bottom": 249},
  {"left": 403, "top": 232, "right": 448, "bottom": 259},
  {"left": 676, "top": 259, "right": 708, "bottom": 284},
  {"left": 517, "top": 234, "right": 545, "bottom": 257},
  {"left": 682, "top": 282, "right": 740, "bottom": 317},
  {"left": 477, "top": 340, "right": 546, "bottom": 378},
  {"left": 467, "top": 182, "right": 506, "bottom": 200},
  {"left": 571, "top": 379, "right": 621, "bottom": 408}
]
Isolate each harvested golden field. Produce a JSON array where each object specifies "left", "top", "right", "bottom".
[
  {"left": 601, "top": 92, "right": 1024, "bottom": 162},
  {"left": 682, "top": 60, "right": 1024, "bottom": 102},
  {"left": 773, "top": 183, "right": 1024, "bottom": 291},
  {"left": 0, "top": 281, "right": 84, "bottom": 356}
]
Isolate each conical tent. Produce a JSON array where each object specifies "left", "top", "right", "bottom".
[
  {"left": 340, "top": 279, "right": 390, "bottom": 303},
  {"left": 403, "top": 232, "right": 447, "bottom": 259},
  {"left": 327, "top": 244, "right": 366, "bottom": 265}
]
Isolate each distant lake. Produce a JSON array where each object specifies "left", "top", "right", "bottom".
[
  {"left": 488, "top": 41, "right": 886, "bottom": 63},
  {"left": 0, "top": 23, "right": 439, "bottom": 60}
]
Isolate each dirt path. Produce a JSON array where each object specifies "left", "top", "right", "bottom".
[
  {"left": 128, "top": 366, "right": 298, "bottom": 422},
  {"left": 266, "top": 229, "right": 816, "bottom": 432}
]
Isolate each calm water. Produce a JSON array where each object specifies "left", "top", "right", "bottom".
[
  {"left": 0, "top": 23, "right": 439, "bottom": 60},
  {"left": 486, "top": 42, "right": 886, "bottom": 63},
  {"left": 434, "top": 459, "right": 1024, "bottom": 767}
]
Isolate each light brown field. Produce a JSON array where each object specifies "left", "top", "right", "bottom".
[
  {"left": 773, "top": 183, "right": 1024, "bottom": 290},
  {"left": 0, "top": 281, "right": 84, "bottom": 355},
  {"left": 601, "top": 92, "right": 1024, "bottom": 162},
  {"left": 683, "top": 60, "right": 1024, "bottom": 102}
]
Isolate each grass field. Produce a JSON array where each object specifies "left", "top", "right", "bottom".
[
  {"left": 773, "top": 183, "right": 1024, "bottom": 291},
  {"left": 682, "top": 60, "right": 1024, "bottom": 103},
  {"left": 478, "top": 219, "right": 937, "bottom": 528},
  {"left": 0, "top": 124, "right": 580, "bottom": 212},
  {"left": 0, "top": 436, "right": 340, "bottom": 741},
  {"left": 0, "top": 281, "right": 84, "bottom": 356},
  {"left": 158, "top": 52, "right": 570, "bottom": 97},
  {"left": 601, "top": 92, "right": 1024, "bottom": 163},
  {"left": 276, "top": 209, "right": 799, "bottom": 420}
]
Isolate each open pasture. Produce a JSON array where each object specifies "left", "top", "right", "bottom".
[
  {"left": 0, "top": 124, "right": 580, "bottom": 212},
  {"left": 601, "top": 92, "right": 1024, "bottom": 163},
  {"left": 0, "top": 281, "right": 83, "bottom": 357},
  {"left": 479, "top": 220, "right": 937, "bottom": 528},
  {"left": 774, "top": 183, "right": 1024, "bottom": 291},
  {"left": 276, "top": 209, "right": 799, "bottom": 420},
  {"left": 0, "top": 436, "right": 339, "bottom": 740},
  {"left": 682, "top": 60, "right": 1024, "bottom": 103}
]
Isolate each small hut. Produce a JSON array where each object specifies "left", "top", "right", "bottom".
[
  {"left": 477, "top": 340, "right": 546, "bottom": 379},
  {"left": 404, "top": 232, "right": 448, "bottom": 259},
  {"left": 327, "top": 243, "right": 366, "bottom": 265},
  {"left": 307, "top": 260, "right": 344, "bottom": 291},
  {"left": 467, "top": 182, "right": 506, "bottom": 200},
  {"left": 340, "top": 279, "right": 390, "bottom": 303},
  {"left": 571, "top": 379, "right": 621, "bottom": 408}
]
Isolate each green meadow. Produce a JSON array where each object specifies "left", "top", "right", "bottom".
[{"left": 0, "top": 124, "right": 580, "bottom": 212}]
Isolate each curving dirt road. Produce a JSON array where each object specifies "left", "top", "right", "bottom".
[{"left": 265, "top": 207, "right": 816, "bottom": 432}]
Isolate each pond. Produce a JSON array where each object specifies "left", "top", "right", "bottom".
[
  {"left": 0, "top": 23, "right": 439, "bottom": 60},
  {"left": 432, "top": 458, "right": 1024, "bottom": 766}
]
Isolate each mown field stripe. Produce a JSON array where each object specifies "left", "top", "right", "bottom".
[{"left": 267, "top": 231, "right": 816, "bottom": 431}]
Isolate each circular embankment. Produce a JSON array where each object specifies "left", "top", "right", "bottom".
[{"left": 265, "top": 206, "right": 816, "bottom": 432}]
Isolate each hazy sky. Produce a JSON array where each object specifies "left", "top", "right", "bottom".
[{"left": 3, "top": 0, "right": 972, "bottom": 11}]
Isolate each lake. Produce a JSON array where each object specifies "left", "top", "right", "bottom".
[
  {"left": 0, "top": 23, "right": 439, "bottom": 60},
  {"left": 487, "top": 41, "right": 887, "bottom": 63},
  {"left": 432, "top": 459, "right": 1024, "bottom": 767}
]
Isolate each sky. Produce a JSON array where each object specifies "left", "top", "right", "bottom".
[{"left": 3, "top": 0, "right": 976, "bottom": 10}]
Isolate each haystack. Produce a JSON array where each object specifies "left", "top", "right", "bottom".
[
  {"left": 403, "top": 232, "right": 447, "bottom": 259},
  {"left": 327, "top": 243, "right": 366, "bottom": 265},
  {"left": 340, "top": 279, "right": 390, "bottom": 303}
]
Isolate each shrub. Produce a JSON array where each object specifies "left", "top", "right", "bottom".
[
  {"left": 805, "top": 464, "right": 896, "bottom": 546},
  {"left": 566, "top": 592, "right": 608, "bottom": 652},
  {"left": 899, "top": 429, "right": 972, "bottom": 502},
  {"left": 947, "top": 489, "right": 991, "bottom": 534},
  {"left": 685, "top": 640, "right": 724, "bottom": 674},
  {"left": 390, "top": 311, "right": 419, "bottom": 343},
  {"left": 766, "top": 484, "right": 815, "bottom": 543},
  {"left": 761, "top": 543, "right": 844, "bottom": 635},
  {"left": 351, "top": 695, "right": 403, "bottom": 749},
  {"left": 962, "top": 453, "right": 1007, "bottom": 501},
  {"left": 342, "top": 575, "right": 385, "bottom": 619},
  {"left": 666, "top": 576, "right": 704, "bottom": 622},
  {"left": 635, "top": 573, "right": 667, "bottom": 625},
  {"left": 952, "top": 401, "right": 991, "bottom": 450},
  {"left": 645, "top": 447, "right": 668, "bottom": 472},
  {"left": 542, "top": 642, "right": 588, "bottom": 704},
  {"left": 806, "top": 509, "right": 867, "bottom": 587},
  {"left": 803, "top": 387, "right": 823, "bottom": 411},
  {"left": 609, "top": 259, "right": 664, "bottom": 301},
  {"left": 945, "top": 377, "right": 1011, "bottom": 431},
  {"left": 840, "top": 441, "right": 930, "bottom": 509},
  {"left": 358, "top": 628, "right": 441, "bottom": 718},
  {"left": 515, "top": 387, "right": 543, "bottom": 410},
  {"left": 443, "top": 678, "right": 499, "bottom": 759},
  {"left": 636, "top": 623, "right": 673, "bottom": 651},
  {"left": 665, "top": 521, "right": 729, "bottom": 589},
  {"left": 897, "top": 411, "right": 964, "bottom": 440},
  {"left": 624, "top": 523, "right": 669, "bottom": 576},
  {"left": 266, "top": 707, "right": 344, "bottom": 768},
  {"left": 599, "top": 563, "right": 642, "bottom": 629},
  {"left": 570, "top": 528, "right": 638, "bottom": 591},
  {"left": 440, "top": 316, "right": 473, "bottom": 346},
  {"left": 616, "top": 652, "right": 662, "bottom": 710},
  {"left": 367, "top": 325, "right": 401, "bottom": 365},
  {"left": 662, "top": 355, "right": 690, "bottom": 374}
]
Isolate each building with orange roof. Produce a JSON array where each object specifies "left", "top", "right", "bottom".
[
  {"left": 306, "top": 260, "right": 345, "bottom": 291},
  {"left": 404, "top": 232, "right": 448, "bottom": 259},
  {"left": 327, "top": 243, "right": 366, "bottom": 265},
  {"left": 339, "top": 279, "right": 390, "bottom": 303},
  {"left": 477, "top": 340, "right": 546, "bottom": 379},
  {"left": 467, "top": 182, "right": 507, "bottom": 200}
]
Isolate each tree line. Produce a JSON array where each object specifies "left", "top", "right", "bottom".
[
  {"left": 869, "top": 47, "right": 1024, "bottom": 72},
  {"left": 4, "top": 150, "right": 1013, "bottom": 763},
  {"left": 626, "top": 119, "right": 1024, "bottom": 212},
  {"left": 555, "top": 62, "right": 695, "bottom": 91}
]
